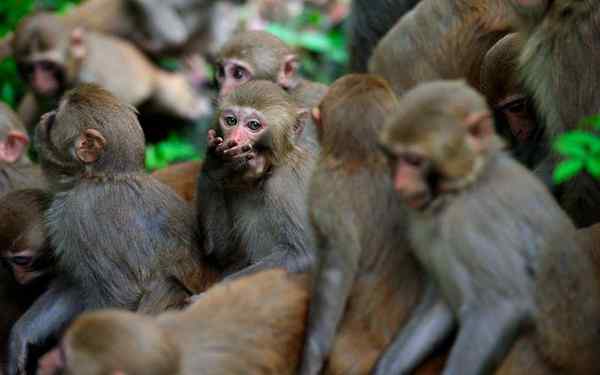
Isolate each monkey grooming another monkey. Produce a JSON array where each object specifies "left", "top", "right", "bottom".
[
  {"left": 36, "top": 270, "right": 308, "bottom": 375},
  {"left": 13, "top": 12, "right": 207, "bottom": 132},
  {"left": 298, "top": 74, "right": 427, "bottom": 375},
  {"left": 374, "top": 80, "right": 600, "bottom": 375},
  {"left": 6, "top": 84, "right": 217, "bottom": 375},
  {"left": 0, "top": 103, "right": 46, "bottom": 196},
  {"left": 196, "top": 80, "right": 316, "bottom": 280}
]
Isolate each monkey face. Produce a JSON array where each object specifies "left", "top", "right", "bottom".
[
  {"left": 494, "top": 95, "right": 537, "bottom": 145},
  {"left": 215, "top": 59, "right": 253, "bottom": 98},
  {"left": 217, "top": 106, "right": 270, "bottom": 178},
  {"left": 20, "top": 60, "right": 66, "bottom": 98}
]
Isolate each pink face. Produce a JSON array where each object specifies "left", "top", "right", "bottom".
[
  {"left": 22, "top": 61, "right": 62, "bottom": 98},
  {"left": 218, "top": 106, "right": 270, "bottom": 178},
  {"left": 216, "top": 60, "right": 253, "bottom": 98},
  {"left": 392, "top": 152, "right": 432, "bottom": 211}
]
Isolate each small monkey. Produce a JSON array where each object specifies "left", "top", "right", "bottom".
[{"left": 374, "top": 80, "right": 600, "bottom": 375}]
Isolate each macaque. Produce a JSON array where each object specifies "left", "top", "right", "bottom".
[
  {"left": 0, "top": 189, "right": 54, "bottom": 372},
  {"left": 215, "top": 31, "right": 328, "bottom": 108},
  {"left": 37, "top": 270, "right": 308, "bottom": 375},
  {"left": 369, "top": 0, "right": 513, "bottom": 96},
  {"left": 348, "top": 0, "right": 421, "bottom": 72},
  {"left": 508, "top": 0, "right": 600, "bottom": 228},
  {"left": 0, "top": 103, "right": 46, "bottom": 196},
  {"left": 13, "top": 13, "right": 208, "bottom": 132},
  {"left": 151, "top": 160, "right": 202, "bottom": 202},
  {"left": 6, "top": 85, "right": 218, "bottom": 375},
  {"left": 374, "top": 80, "right": 600, "bottom": 375},
  {"left": 479, "top": 32, "right": 545, "bottom": 171},
  {"left": 298, "top": 75, "right": 427, "bottom": 375},
  {"left": 196, "top": 80, "right": 316, "bottom": 280}
]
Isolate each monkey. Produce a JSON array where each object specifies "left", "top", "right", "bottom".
[
  {"left": 369, "top": 0, "right": 513, "bottom": 96},
  {"left": 215, "top": 31, "right": 328, "bottom": 108},
  {"left": 298, "top": 74, "right": 430, "bottom": 375},
  {"left": 195, "top": 80, "right": 316, "bottom": 281},
  {"left": 479, "top": 32, "right": 547, "bottom": 172},
  {"left": 0, "top": 189, "right": 54, "bottom": 372},
  {"left": 6, "top": 84, "right": 219, "bottom": 375},
  {"left": 12, "top": 12, "right": 208, "bottom": 132},
  {"left": 374, "top": 80, "right": 600, "bottom": 375},
  {"left": 348, "top": 0, "right": 421, "bottom": 72},
  {"left": 36, "top": 269, "right": 308, "bottom": 375},
  {"left": 0, "top": 103, "right": 46, "bottom": 196},
  {"left": 151, "top": 160, "right": 202, "bottom": 203},
  {"left": 507, "top": 0, "right": 600, "bottom": 228}
]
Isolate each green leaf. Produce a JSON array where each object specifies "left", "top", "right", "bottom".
[
  {"left": 587, "top": 158, "right": 600, "bottom": 178},
  {"left": 553, "top": 159, "right": 585, "bottom": 184}
]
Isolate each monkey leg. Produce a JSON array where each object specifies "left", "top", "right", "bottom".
[
  {"left": 442, "top": 301, "right": 529, "bottom": 375},
  {"left": 152, "top": 71, "right": 211, "bottom": 120},
  {"left": 7, "top": 280, "right": 83, "bottom": 375},
  {"left": 373, "top": 282, "right": 455, "bottom": 375}
]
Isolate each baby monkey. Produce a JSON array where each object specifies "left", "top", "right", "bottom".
[{"left": 374, "top": 80, "right": 600, "bottom": 375}]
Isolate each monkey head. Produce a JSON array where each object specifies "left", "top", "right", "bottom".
[
  {"left": 0, "top": 102, "right": 30, "bottom": 165},
  {"left": 13, "top": 13, "right": 86, "bottom": 98},
  {"left": 213, "top": 80, "right": 305, "bottom": 181},
  {"left": 35, "top": 84, "right": 145, "bottom": 190},
  {"left": 0, "top": 189, "right": 53, "bottom": 286},
  {"left": 481, "top": 33, "right": 539, "bottom": 146},
  {"left": 313, "top": 74, "right": 398, "bottom": 163},
  {"left": 215, "top": 31, "right": 300, "bottom": 98},
  {"left": 379, "top": 80, "right": 505, "bottom": 211},
  {"left": 37, "top": 310, "right": 179, "bottom": 375}
]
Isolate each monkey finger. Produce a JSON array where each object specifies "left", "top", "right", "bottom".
[{"left": 223, "top": 143, "right": 252, "bottom": 157}]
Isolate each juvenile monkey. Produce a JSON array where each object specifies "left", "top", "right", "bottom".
[
  {"left": 298, "top": 75, "right": 425, "bottom": 375},
  {"left": 13, "top": 12, "right": 207, "bottom": 131},
  {"left": 215, "top": 31, "right": 328, "bottom": 108},
  {"left": 7, "top": 84, "right": 217, "bottom": 375},
  {"left": 375, "top": 80, "right": 600, "bottom": 375},
  {"left": 0, "top": 103, "right": 46, "bottom": 196},
  {"left": 36, "top": 270, "right": 308, "bottom": 375},
  {"left": 196, "top": 80, "right": 316, "bottom": 280}
]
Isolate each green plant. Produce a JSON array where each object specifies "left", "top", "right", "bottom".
[
  {"left": 553, "top": 116, "right": 600, "bottom": 184},
  {"left": 145, "top": 132, "right": 201, "bottom": 171}
]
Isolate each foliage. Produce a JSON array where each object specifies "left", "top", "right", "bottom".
[
  {"left": 146, "top": 132, "right": 201, "bottom": 171},
  {"left": 553, "top": 116, "right": 600, "bottom": 184}
]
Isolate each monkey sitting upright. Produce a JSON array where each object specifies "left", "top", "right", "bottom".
[{"left": 374, "top": 80, "right": 600, "bottom": 375}]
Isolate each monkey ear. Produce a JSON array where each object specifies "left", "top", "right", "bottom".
[
  {"left": 75, "top": 129, "right": 106, "bottom": 164},
  {"left": 312, "top": 107, "right": 321, "bottom": 127},
  {"left": 278, "top": 54, "right": 300, "bottom": 90},
  {"left": 70, "top": 28, "right": 87, "bottom": 61},
  {"left": 0, "top": 131, "right": 29, "bottom": 163},
  {"left": 464, "top": 111, "right": 494, "bottom": 153}
]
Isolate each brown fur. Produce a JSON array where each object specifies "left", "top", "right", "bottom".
[
  {"left": 369, "top": 0, "right": 513, "bottom": 96},
  {"left": 151, "top": 160, "right": 202, "bottom": 203},
  {"left": 298, "top": 75, "right": 429, "bottom": 375},
  {"left": 41, "top": 270, "right": 308, "bottom": 375},
  {"left": 13, "top": 12, "right": 205, "bottom": 131},
  {"left": 509, "top": 0, "right": 600, "bottom": 228}
]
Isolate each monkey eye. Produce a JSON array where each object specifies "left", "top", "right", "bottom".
[
  {"left": 224, "top": 115, "right": 238, "bottom": 127},
  {"left": 217, "top": 64, "right": 225, "bottom": 79},
  {"left": 232, "top": 66, "right": 246, "bottom": 80},
  {"left": 11, "top": 256, "right": 33, "bottom": 267},
  {"left": 247, "top": 120, "right": 262, "bottom": 131},
  {"left": 505, "top": 99, "right": 527, "bottom": 115},
  {"left": 400, "top": 153, "right": 425, "bottom": 168}
]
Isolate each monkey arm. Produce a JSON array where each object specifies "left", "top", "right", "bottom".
[
  {"left": 7, "top": 279, "right": 84, "bottom": 375},
  {"left": 17, "top": 93, "right": 40, "bottom": 135},
  {"left": 373, "top": 280, "right": 455, "bottom": 375},
  {"left": 298, "top": 215, "right": 361, "bottom": 375}
]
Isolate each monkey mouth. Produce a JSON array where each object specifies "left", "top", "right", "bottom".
[{"left": 402, "top": 192, "right": 431, "bottom": 211}]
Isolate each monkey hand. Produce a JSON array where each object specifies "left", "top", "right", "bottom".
[{"left": 7, "top": 326, "right": 29, "bottom": 375}]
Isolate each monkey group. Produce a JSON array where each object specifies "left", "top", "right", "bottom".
[{"left": 1, "top": 0, "right": 600, "bottom": 374}]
